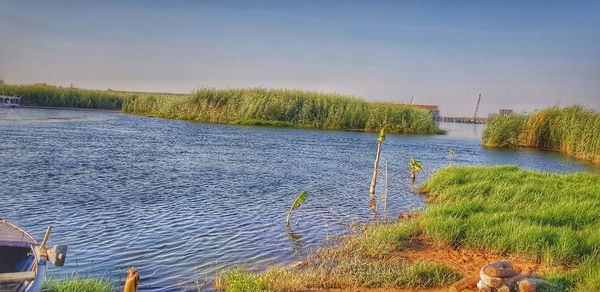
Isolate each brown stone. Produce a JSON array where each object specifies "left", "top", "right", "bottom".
[
  {"left": 518, "top": 278, "right": 550, "bottom": 292},
  {"left": 450, "top": 276, "right": 479, "bottom": 291},
  {"left": 480, "top": 270, "right": 507, "bottom": 288},
  {"left": 482, "top": 260, "right": 517, "bottom": 278},
  {"left": 506, "top": 274, "right": 527, "bottom": 287},
  {"left": 518, "top": 279, "right": 537, "bottom": 292},
  {"left": 477, "top": 280, "right": 492, "bottom": 292}
]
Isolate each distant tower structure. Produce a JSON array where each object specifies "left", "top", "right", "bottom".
[
  {"left": 473, "top": 93, "right": 481, "bottom": 123},
  {"left": 409, "top": 96, "right": 414, "bottom": 105}
]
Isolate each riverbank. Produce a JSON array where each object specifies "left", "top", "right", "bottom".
[
  {"left": 219, "top": 166, "right": 600, "bottom": 291},
  {"left": 0, "top": 83, "right": 443, "bottom": 135},
  {"left": 482, "top": 106, "right": 600, "bottom": 165}
]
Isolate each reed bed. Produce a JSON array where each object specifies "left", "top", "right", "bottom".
[
  {"left": 0, "top": 83, "right": 127, "bottom": 109},
  {"left": 2, "top": 83, "right": 442, "bottom": 134},
  {"left": 122, "top": 88, "right": 442, "bottom": 134},
  {"left": 482, "top": 107, "right": 600, "bottom": 164}
]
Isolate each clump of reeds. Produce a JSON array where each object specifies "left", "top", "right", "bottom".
[{"left": 482, "top": 106, "right": 600, "bottom": 164}]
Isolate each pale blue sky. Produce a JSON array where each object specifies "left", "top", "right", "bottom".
[{"left": 1, "top": 0, "right": 599, "bottom": 116}]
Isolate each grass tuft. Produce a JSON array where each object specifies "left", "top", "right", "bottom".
[{"left": 42, "top": 275, "right": 112, "bottom": 292}]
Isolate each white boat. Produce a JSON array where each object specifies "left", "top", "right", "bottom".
[
  {"left": 0, "top": 220, "right": 67, "bottom": 292},
  {"left": 0, "top": 95, "right": 21, "bottom": 108}
]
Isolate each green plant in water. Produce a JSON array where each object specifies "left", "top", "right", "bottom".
[
  {"left": 408, "top": 158, "right": 423, "bottom": 183},
  {"left": 448, "top": 148, "right": 456, "bottom": 165},
  {"left": 286, "top": 191, "right": 308, "bottom": 227}
]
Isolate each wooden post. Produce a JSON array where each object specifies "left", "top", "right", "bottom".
[{"left": 369, "top": 129, "right": 385, "bottom": 204}]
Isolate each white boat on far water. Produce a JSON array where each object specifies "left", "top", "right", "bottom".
[{"left": 0, "top": 95, "right": 21, "bottom": 108}]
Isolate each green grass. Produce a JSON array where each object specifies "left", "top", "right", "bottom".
[
  {"left": 421, "top": 166, "right": 600, "bottom": 265},
  {"left": 217, "top": 260, "right": 460, "bottom": 291},
  {"left": 482, "top": 107, "right": 600, "bottom": 164},
  {"left": 215, "top": 220, "right": 458, "bottom": 291},
  {"left": 42, "top": 275, "right": 113, "bottom": 292},
  {"left": 1, "top": 83, "right": 443, "bottom": 135},
  {"left": 420, "top": 165, "right": 600, "bottom": 291}
]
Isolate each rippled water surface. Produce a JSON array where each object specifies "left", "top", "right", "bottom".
[{"left": 0, "top": 108, "right": 595, "bottom": 290}]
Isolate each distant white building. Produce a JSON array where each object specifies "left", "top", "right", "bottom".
[{"left": 499, "top": 109, "right": 513, "bottom": 116}]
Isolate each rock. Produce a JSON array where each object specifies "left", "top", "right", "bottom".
[
  {"left": 477, "top": 280, "right": 492, "bottom": 292},
  {"left": 482, "top": 260, "right": 518, "bottom": 278},
  {"left": 450, "top": 276, "right": 479, "bottom": 291},
  {"left": 480, "top": 260, "right": 517, "bottom": 288},
  {"left": 506, "top": 274, "right": 527, "bottom": 287},
  {"left": 480, "top": 270, "right": 507, "bottom": 288},
  {"left": 518, "top": 278, "right": 551, "bottom": 292},
  {"left": 518, "top": 279, "right": 537, "bottom": 292}
]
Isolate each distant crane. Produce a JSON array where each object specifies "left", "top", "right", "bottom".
[{"left": 473, "top": 93, "right": 481, "bottom": 123}]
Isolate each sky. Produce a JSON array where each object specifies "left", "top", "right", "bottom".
[{"left": 1, "top": 0, "right": 599, "bottom": 116}]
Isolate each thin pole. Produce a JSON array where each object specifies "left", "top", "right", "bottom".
[{"left": 383, "top": 161, "right": 388, "bottom": 218}]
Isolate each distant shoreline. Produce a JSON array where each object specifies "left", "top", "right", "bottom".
[{"left": 19, "top": 105, "right": 120, "bottom": 112}]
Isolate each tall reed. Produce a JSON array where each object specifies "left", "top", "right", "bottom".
[{"left": 482, "top": 106, "right": 600, "bottom": 164}]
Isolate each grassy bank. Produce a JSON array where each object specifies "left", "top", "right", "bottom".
[
  {"left": 1, "top": 83, "right": 442, "bottom": 134},
  {"left": 482, "top": 107, "right": 600, "bottom": 164},
  {"left": 222, "top": 166, "right": 600, "bottom": 291},
  {"left": 42, "top": 276, "right": 112, "bottom": 292}
]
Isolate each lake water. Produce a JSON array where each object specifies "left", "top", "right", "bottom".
[{"left": 0, "top": 108, "right": 596, "bottom": 290}]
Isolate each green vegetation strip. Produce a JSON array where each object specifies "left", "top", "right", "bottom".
[
  {"left": 1, "top": 83, "right": 442, "bottom": 134},
  {"left": 219, "top": 166, "right": 600, "bottom": 291},
  {"left": 482, "top": 107, "right": 600, "bottom": 164},
  {"left": 42, "top": 275, "right": 113, "bottom": 292},
  {"left": 422, "top": 166, "right": 600, "bottom": 290}
]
